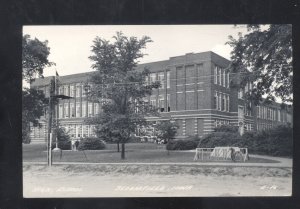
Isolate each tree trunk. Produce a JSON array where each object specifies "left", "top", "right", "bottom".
[
  {"left": 117, "top": 142, "right": 120, "bottom": 152},
  {"left": 121, "top": 143, "right": 125, "bottom": 159}
]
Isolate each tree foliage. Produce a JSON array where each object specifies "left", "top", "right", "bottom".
[
  {"left": 86, "top": 32, "right": 159, "bottom": 159},
  {"left": 22, "top": 88, "right": 48, "bottom": 143},
  {"left": 22, "top": 35, "right": 54, "bottom": 143},
  {"left": 156, "top": 120, "right": 179, "bottom": 143},
  {"left": 227, "top": 25, "right": 292, "bottom": 104},
  {"left": 22, "top": 34, "right": 55, "bottom": 83}
]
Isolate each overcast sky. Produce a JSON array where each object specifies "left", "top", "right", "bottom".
[{"left": 23, "top": 25, "right": 248, "bottom": 78}]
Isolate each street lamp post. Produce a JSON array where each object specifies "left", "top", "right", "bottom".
[{"left": 47, "top": 77, "right": 73, "bottom": 166}]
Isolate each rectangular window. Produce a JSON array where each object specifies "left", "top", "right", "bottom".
[
  {"left": 64, "top": 103, "right": 69, "bottom": 118},
  {"left": 223, "top": 94, "right": 226, "bottom": 111},
  {"left": 83, "top": 125, "right": 89, "bottom": 137},
  {"left": 59, "top": 86, "right": 64, "bottom": 95},
  {"left": 94, "top": 103, "right": 99, "bottom": 115},
  {"left": 214, "top": 92, "right": 218, "bottom": 110},
  {"left": 159, "top": 95, "right": 165, "bottom": 112},
  {"left": 76, "top": 102, "right": 81, "bottom": 117},
  {"left": 218, "top": 68, "right": 222, "bottom": 85},
  {"left": 166, "top": 94, "right": 170, "bottom": 112},
  {"left": 185, "top": 65, "right": 195, "bottom": 85},
  {"left": 238, "top": 89, "right": 243, "bottom": 99},
  {"left": 76, "top": 125, "right": 82, "bottom": 138},
  {"left": 214, "top": 66, "right": 218, "bottom": 84},
  {"left": 64, "top": 85, "right": 69, "bottom": 96},
  {"left": 70, "top": 85, "right": 74, "bottom": 97},
  {"left": 88, "top": 103, "right": 93, "bottom": 117},
  {"left": 223, "top": 69, "right": 226, "bottom": 87},
  {"left": 150, "top": 73, "right": 156, "bottom": 83},
  {"left": 70, "top": 103, "right": 75, "bottom": 118},
  {"left": 218, "top": 92, "right": 222, "bottom": 111},
  {"left": 227, "top": 72, "right": 230, "bottom": 88},
  {"left": 150, "top": 95, "right": 156, "bottom": 107},
  {"left": 226, "top": 95, "right": 230, "bottom": 112},
  {"left": 59, "top": 104, "right": 63, "bottom": 118},
  {"left": 76, "top": 85, "right": 81, "bottom": 98},
  {"left": 166, "top": 71, "right": 170, "bottom": 88},
  {"left": 158, "top": 72, "right": 165, "bottom": 89},
  {"left": 82, "top": 103, "right": 86, "bottom": 117},
  {"left": 176, "top": 67, "right": 184, "bottom": 85}
]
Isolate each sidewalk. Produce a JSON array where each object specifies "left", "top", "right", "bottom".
[{"left": 23, "top": 154, "right": 292, "bottom": 168}]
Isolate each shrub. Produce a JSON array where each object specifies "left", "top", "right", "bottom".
[
  {"left": 166, "top": 136, "right": 200, "bottom": 150},
  {"left": 240, "top": 125, "right": 292, "bottom": 157},
  {"left": 198, "top": 124, "right": 292, "bottom": 157},
  {"left": 51, "top": 127, "right": 71, "bottom": 150},
  {"left": 77, "top": 137, "right": 106, "bottom": 150},
  {"left": 198, "top": 131, "right": 242, "bottom": 148},
  {"left": 214, "top": 125, "right": 239, "bottom": 133}
]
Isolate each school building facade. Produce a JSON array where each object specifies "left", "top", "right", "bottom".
[{"left": 30, "top": 51, "right": 293, "bottom": 143}]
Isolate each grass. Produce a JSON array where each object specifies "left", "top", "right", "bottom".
[{"left": 23, "top": 143, "right": 280, "bottom": 164}]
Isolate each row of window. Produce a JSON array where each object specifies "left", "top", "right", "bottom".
[
  {"left": 257, "top": 106, "right": 283, "bottom": 121},
  {"left": 30, "top": 125, "right": 46, "bottom": 138},
  {"left": 61, "top": 124, "right": 96, "bottom": 138},
  {"left": 238, "top": 82, "right": 253, "bottom": 99},
  {"left": 214, "top": 66, "right": 230, "bottom": 88},
  {"left": 244, "top": 103, "right": 252, "bottom": 116},
  {"left": 175, "top": 64, "right": 205, "bottom": 86},
  {"left": 257, "top": 123, "right": 275, "bottom": 131},
  {"left": 150, "top": 94, "right": 171, "bottom": 112},
  {"left": 214, "top": 92, "right": 230, "bottom": 112},
  {"left": 215, "top": 119, "right": 230, "bottom": 127},
  {"left": 148, "top": 71, "right": 170, "bottom": 89},
  {"left": 58, "top": 102, "right": 100, "bottom": 118},
  {"left": 57, "top": 84, "right": 90, "bottom": 98}
]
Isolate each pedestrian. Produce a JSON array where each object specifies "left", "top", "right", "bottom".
[
  {"left": 75, "top": 139, "right": 79, "bottom": 151},
  {"left": 71, "top": 139, "right": 76, "bottom": 151}
]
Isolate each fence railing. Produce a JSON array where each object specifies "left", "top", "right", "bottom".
[{"left": 194, "top": 147, "right": 249, "bottom": 162}]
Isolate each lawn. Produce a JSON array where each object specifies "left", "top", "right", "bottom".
[{"left": 23, "top": 143, "right": 279, "bottom": 164}]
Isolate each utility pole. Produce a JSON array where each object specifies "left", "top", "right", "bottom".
[{"left": 47, "top": 77, "right": 55, "bottom": 166}]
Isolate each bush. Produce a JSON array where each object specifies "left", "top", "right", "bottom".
[
  {"left": 240, "top": 125, "right": 292, "bottom": 157},
  {"left": 77, "top": 137, "right": 106, "bottom": 150},
  {"left": 197, "top": 124, "right": 292, "bottom": 157},
  {"left": 198, "top": 131, "right": 242, "bottom": 148},
  {"left": 51, "top": 127, "right": 71, "bottom": 150},
  {"left": 166, "top": 136, "right": 200, "bottom": 150},
  {"left": 214, "top": 125, "right": 239, "bottom": 133}
]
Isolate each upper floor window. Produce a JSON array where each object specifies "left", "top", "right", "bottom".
[
  {"left": 76, "top": 85, "right": 81, "bottom": 98},
  {"left": 64, "top": 103, "right": 69, "bottom": 118},
  {"left": 59, "top": 104, "right": 63, "bottom": 118},
  {"left": 150, "top": 73, "right": 156, "bottom": 83},
  {"left": 186, "top": 65, "right": 195, "bottom": 84},
  {"left": 158, "top": 95, "right": 165, "bottom": 112},
  {"left": 238, "top": 89, "right": 244, "bottom": 99},
  {"left": 64, "top": 85, "right": 69, "bottom": 96},
  {"left": 59, "top": 86, "right": 64, "bottom": 95},
  {"left": 166, "top": 94, "right": 170, "bottom": 112},
  {"left": 227, "top": 72, "right": 230, "bottom": 88},
  {"left": 214, "top": 67, "right": 218, "bottom": 84},
  {"left": 88, "top": 103, "right": 93, "bottom": 117},
  {"left": 166, "top": 71, "right": 170, "bottom": 88},
  {"left": 158, "top": 72, "right": 164, "bottom": 89},
  {"left": 70, "top": 85, "right": 74, "bottom": 97},
  {"left": 150, "top": 95, "right": 156, "bottom": 107},
  {"left": 70, "top": 103, "right": 75, "bottom": 118}
]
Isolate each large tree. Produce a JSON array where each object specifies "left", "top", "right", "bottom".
[
  {"left": 227, "top": 25, "right": 292, "bottom": 104},
  {"left": 86, "top": 32, "right": 159, "bottom": 159},
  {"left": 22, "top": 34, "right": 54, "bottom": 143}
]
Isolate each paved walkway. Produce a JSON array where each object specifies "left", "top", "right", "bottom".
[{"left": 23, "top": 154, "right": 292, "bottom": 168}]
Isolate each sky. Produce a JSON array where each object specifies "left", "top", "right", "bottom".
[{"left": 23, "top": 25, "right": 249, "bottom": 78}]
